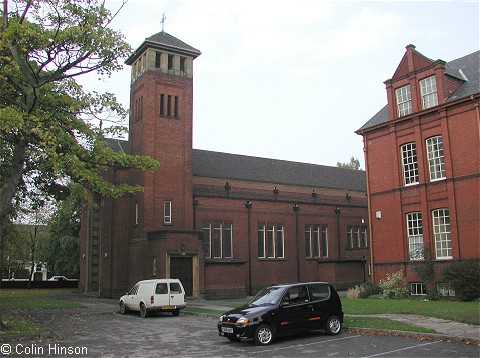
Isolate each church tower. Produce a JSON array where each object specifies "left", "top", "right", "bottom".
[{"left": 124, "top": 29, "right": 202, "bottom": 295}]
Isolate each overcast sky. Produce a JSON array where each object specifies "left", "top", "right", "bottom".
[{"left": 81, "top": 0, "right": 479, "bottom": 169}]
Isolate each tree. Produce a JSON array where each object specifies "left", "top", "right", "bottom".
[
  {"left": 0, "top": 0, "right": 158, "bottom": 330},
  {"left": 336, "top": 157, "right": 361, "bottom": 170},
  {"left": 45, "top": 184, "right": 82, "bottom": 279}
]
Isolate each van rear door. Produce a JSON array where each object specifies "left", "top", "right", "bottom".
[{"left": 169, "top": 281, "right": 185, "bottom": 307}]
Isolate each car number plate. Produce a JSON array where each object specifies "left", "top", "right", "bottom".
[
  {"left": 162, "top": 305, "right": 176, "bottom": 310},
  {"left": 221, "top": 327, "right": 233, "bottom": 333}
]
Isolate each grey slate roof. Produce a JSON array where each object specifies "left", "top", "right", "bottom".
[
  {"left": 192, "top": 149, "right": 366, "bottom": 192},
  {"left": 126, "top": 31, "right": 201, "bottom": 64},
  {"left": 102, "top": 139, "right": 366, "bottom": 192},
  {"left": 358, "top": 50, "right": 480, "bottom": 132}
]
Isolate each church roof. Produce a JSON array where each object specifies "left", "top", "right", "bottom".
[
  {"left": 126, "top": 31, "right": 201, "bottom": 64},
  {"left": 104, "top": 139, "right": 366, "bottom": 192},
  {"left": 357, "top": 49, "right": 480, "bottom": 132}
]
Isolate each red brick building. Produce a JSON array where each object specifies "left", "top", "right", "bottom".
[
  {"left": 356, "top": 45, "right": 479, "bottom": 296},
  {"left": 79, "top": 31, "right": 369, "bottom": 298}
]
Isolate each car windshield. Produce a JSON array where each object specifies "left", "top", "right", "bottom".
[{"left": 247, "top": 287, "right": 284, "bottom": 307}]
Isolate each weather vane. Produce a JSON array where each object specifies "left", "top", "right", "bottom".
[{"left": 161, "top": 13, "right": 166, "bottom": 32}]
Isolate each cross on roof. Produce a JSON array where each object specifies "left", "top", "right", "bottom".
[{"left": 161, "top": 13, "right": 166, "bottom": 32}]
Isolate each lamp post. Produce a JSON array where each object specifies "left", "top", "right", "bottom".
[
  {"left": 293, "top": 203, "right": 300, "bottom": 282},
  {"left": 335, "top": 206, "right": 341, "bottom": 259}
]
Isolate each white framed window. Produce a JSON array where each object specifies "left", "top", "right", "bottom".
[
  {"left": 347, "top": 226, "right": 368, "bottom": 249},
  {"left": 135, "top": 202, "right": 139, "bottom": 225},
  {"left": 420, "top": 76, "right": 438, "bottom": 109},
  {"left": 426, "top": 136, "right": 446, "bottom": 181},
  {"left": 305, "top": 225, "right": 327, "bottom": 258},
  {"left": 406, "top": 212, "right": 424, "bottom": 260},
  {"left": 410, "top": 282, "right": 426, "bottom": 296},
  {"left": 164, "top": 200, "right": 172, "bottom": 224},
  {"left": 396, "top": 85, "right": 412, "bottom": 117},
  {"left": 401, "top": 142, "right": 419, "bottom": 186},
  {"left": 258, "top": 223, "right": 284, "bottom": 259},
  {"left": 202, "top": 222, "right": 233, "bottom": 259},
  {"left": 432, "top": 208, "right": 452, "bottom": 259}
]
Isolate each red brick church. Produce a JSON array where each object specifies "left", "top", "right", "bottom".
[{"left": 79, "top": 31, "right": 369, "bottom": 298}]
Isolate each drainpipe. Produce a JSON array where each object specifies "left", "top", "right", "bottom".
[
  {"left": 246, "top": 200, "right": 253, "bottom": 295},
  {"left": 293, "top": 203, "right": 300, "bottom": 282}
]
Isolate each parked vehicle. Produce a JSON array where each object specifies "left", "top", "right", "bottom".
[
  {"left": 48, "top": 276, "right": 69, "bottom": 281},
  {"left": 119, "top": 279, "right": 186, "bottom": 318},
  {"left": 218, "top": 282, "right": 343, "bottom": 345}
]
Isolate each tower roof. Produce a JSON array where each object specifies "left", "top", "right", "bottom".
[{"left": 126, "top": 31, "right": 201, "bottom": 65}]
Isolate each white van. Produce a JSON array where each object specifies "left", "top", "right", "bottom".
[{"left": 119, "top": 279, "right": 186, "bottom": 318}]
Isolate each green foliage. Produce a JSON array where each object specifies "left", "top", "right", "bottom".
[
  {"left": 0, "top": 0, "right": 159, "bottom": 223},
  {"left": 347, "top": 282, "right": 380, "bottom": 299},
  {"left": 442, "top": 260, "right": 480, "bottom": 301},
  {"left": 379, "top": 270, "right": 408, "bottom": 299},
  {"left": 336, "top": 156, "right": 361, "bottom": 170}
]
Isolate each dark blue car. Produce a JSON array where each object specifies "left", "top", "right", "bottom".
[{"left": 217, "top": 282, "right": 344, "bottom": 345}]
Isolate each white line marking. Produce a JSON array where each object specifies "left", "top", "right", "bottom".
[{"left": 361, "top": 341, "right": 440, "bottom": 357}]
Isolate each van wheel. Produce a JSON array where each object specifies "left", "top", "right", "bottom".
[
  {"left": 254, "top": 324, "right": 274, "bottom": 345},
  {"left": 140, "top": 303, "right": 148, "bottom": 318},
  {"left": 119, "top": 301, "right": 128, "bottom": 314},
  {"left": 325, "top": 315, "right": 342, "bottom": 335},
  {"left": 172, "top": 309, "right": 180, "bottom": 316}
]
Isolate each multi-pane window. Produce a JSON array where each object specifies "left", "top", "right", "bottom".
[
  {"left": 420, "top": 76, "right": 438, "bottom": 109},
  {"left": 305, "top": 225, "right": 328, "bottom": 258},
  {"left": 258, "top": 224, "right": 284, "bottom": 259},
  {"left": 160, "top": 94, "right": 179, "bottom": 118},
  {"left": 432, "top": 208, "right": 452, "bottom": 259},
  {"left": 401, "top": 142, "right": 419, "bottom": 185},
  {"left": 406, "top": 212, "right": 423, "bottom": 260},
  {"left": 410, "top": 282, "right": 426, "bottom": 296},
  {"left": 426, "top": 136, "right": 446, "bottom": 181},
  {"left": 395, "top": 85, "right": 412, "bottom": 117},
  {"left": 347, "top": 226, "right": 368, "bottom": 249},
  {"left": 202, "top": 222, "right": 233, "bottom": 259},
  {"left": 164, "top": 200, "right": 172, "bottom": 224}
]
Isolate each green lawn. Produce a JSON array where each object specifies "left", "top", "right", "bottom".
[
  {"left": 0, "top": 289, "right": 84, "bottom": 310},
  {"left": 341, "top": 297, "right": 480, "bottom": 326}
]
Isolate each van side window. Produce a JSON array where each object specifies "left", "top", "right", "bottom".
[
  {"left": 170, "top": 282, "right": 182, "bottom": 294},
  {"left": 129, "top": 284, "right": 139, "bottom": 295},
  {"left": 155, "top": 283, "right": 168, "bottom": 294},
  {"left": 309, "top": 283, "right": 330, "bottom": 300}
]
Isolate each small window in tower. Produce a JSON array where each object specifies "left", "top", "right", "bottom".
[
  {"left": 174, "top": 96, "right": 179, "bottom": 118},
  {"left": 180, "top": 57, "right": 186, "bottom": 73},
  {"left": 160, "top": 94, "right": 165, "bottom": 116},
  {"left": 164, "top": 201, "right": 172, "bottom": 224},
  {"left": 168, "top": 54, "right": 174, "bottom": 72},
  {"left": 155, "top": 52, "right": 161, "bottom": 68},
  {"left": 167, "top": 95, "right": 172, "bottom": 117}
]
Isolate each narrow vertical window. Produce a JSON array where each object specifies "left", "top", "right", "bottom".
[
  {"left": 305, "top": 225, "right": 312, "bottom": 257},
  {"left": 276, "top": 225, "right": 285, "bottom": 258},
  {"left": 426, "top": 136, "right": 446, "bottom": 181},
  {"left": 140, "top": 96, "right": 143, "bottom": 120},
  {"left": 202, "top": 223, "right": 211, "bottom": 258},
  {"left": 167, "top": 95, "right": 172, "bottom": 117},
  {"left": 168, "top": 54, "right": 174, "bottom": 71},
  {"left": 224, "top": 223, "right": 233, "bottom": 258},
  {"left": 313, "top": 225, "right": 320, "bottom": 257},
  {"left": 267, "top": 225, "right": 275, "bottom": 258},
  {"left": 174, "top": 96, "right": 179, "bottom": 118},
  {"left": 361, "top": 227, "right": 368, "bottom": 248},
  {"left": 432, "top": 208, "right": 452, "bottom": 259},
  {"left": 396, "top": 85, "right": 412, "bottom": 117},
  {"left": 321, "top": 225, "right": 328, "bottom": 257},
  {"left": 152, "top": 257, "right": 157, "bottom": 276},
  {"left": 347, "top": 226, "right": 353, "bottom": 249},
  {"left": 160, "top": 94, "right": 165, "bottom": 116},
  {"left": 401, "top": 142, "right": 419, "bottom": 185},
  {"left": 420, "top": 76, "right": 438, "bottom": 109},
  {"left": 180, "top": 57, "right": 186, "bottom": 73},
  {"left": 258, "top": 224, "right": 266, "bottom": 258},
  {"left": 155, "top": 52, "right": 161, "bottom": 68},
  {"left": 135, "top": 202, "right": 139, "bottom": 225},
  {"left": 406, "top": 212, "right": 423, "bottom": 260},
  {"left": 213, "top": 223, "right": 222, "bottom": 258},
  {"left": 164, "top": 200, "right": 172, "bottom": 224}
]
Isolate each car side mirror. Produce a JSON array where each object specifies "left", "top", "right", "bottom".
[{"left": 281, "top": 301, "right": 290, "bottom": 307}]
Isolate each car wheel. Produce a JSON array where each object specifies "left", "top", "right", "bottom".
[
  {"left": 172, "top": 309, "right": 180, "bottom": 316},
  {"left": 140, "top": 303, "right": 148, "bottom": 318},
  {"left": 254, "top": 324, "right": 274, "bottom": 345},
  {"left": 325, "top": 315, "right": 342, "bottom": 335},
  {"left": 119, "top": 301, "right": 128, "bottom": 314}
]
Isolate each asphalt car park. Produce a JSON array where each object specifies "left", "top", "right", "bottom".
[{"left": 7, "top": 303, "right": 479, "bottom": 357}]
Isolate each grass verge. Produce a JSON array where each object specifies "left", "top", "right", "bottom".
[
  {"left": 0, "top": 289, "right": 84, "bottom": 310},
  {"left": 0, "top": 314, "right": 43, "bottom": 336}
]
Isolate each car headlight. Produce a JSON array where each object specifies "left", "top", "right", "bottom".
[
  {"left": 218, "top": 315, "right": 224, "bottom": 323},
  {"left": 236, "top": 317, "right": 249, "bottom": 325}
]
